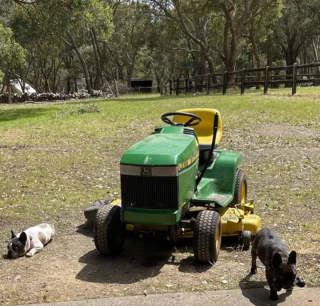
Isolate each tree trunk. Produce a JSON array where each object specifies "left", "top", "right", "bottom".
[
  {"left": 66, "top": 78, "right": 71, "bottom": 93},
  {"left": 74, "top": 78, "right": 78, "bottom": 92},
  {"left": 7, "top": 74, "right": 12, "bottom": 104},
  {"left": 114, "top": 80, "right": 119, "bottom": 97},
  {"left": 250, "top": 25, "right": 261, "bottom": 89},
  {"left": 91, "top": 28, "right": 104, "bottom": 90},
  {"left": 267, "top": 34, "right": 273, "bottom": 66},
  {"left": 67, "top": 31, "right": 93, "bottom": 94},
  {"left": 1, "top": 75, "right": 7, "bottom": 94},
  {"left": 285, "top": 43, "right": 295, "bottom": 87},
  {"left": 126, "top": 53, "right": 137, "bottom": 87}
]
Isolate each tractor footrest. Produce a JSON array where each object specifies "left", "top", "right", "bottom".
[
  {"left": 83, "top": 198, "right": 115, "bottom": 221},
  {"left": 179, "top": 218, "right": 195, "bottom": 228}
]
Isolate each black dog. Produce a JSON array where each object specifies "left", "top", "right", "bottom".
[{"left": 250, "top": 228, "right": 301, "bottom": 301}]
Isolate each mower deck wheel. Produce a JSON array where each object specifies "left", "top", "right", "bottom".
[
  {"left": 241, "top": 230, "right": 252, "bottom": 250},
  {"left": 94, "top": 204, "right": 126, "bottom": 255},
  {"left": 193, "top": 210, "right": 222, "bottom": 263}
]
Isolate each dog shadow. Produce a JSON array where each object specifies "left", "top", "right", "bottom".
[{"left": 239, "top": 273, "right": 293, "bottom": 305}]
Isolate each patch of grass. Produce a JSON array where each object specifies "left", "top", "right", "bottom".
[
  {"left": 0, "top": 92, "right": 320, "bottom": 221},
  {"left": 56, "top": 103, "right": 102, "bottom": 117}
]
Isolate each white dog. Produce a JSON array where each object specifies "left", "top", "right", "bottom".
[{"left": 7, "top": 223, "right": 55, "bottom": 259}]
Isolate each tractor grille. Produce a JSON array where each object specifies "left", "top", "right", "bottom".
[{"left": 121, "top": 175, "right": 179, "bottom": 209}]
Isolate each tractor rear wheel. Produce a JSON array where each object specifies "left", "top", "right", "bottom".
[
  {"left": 94, "top": 204, "right": 125, "bottom": 256},
  {"left": 231, "top": 168, "right": 247, "bottom": 206},
  {"left": 193, "top": 210, "right": 222, "bottom": 263}
]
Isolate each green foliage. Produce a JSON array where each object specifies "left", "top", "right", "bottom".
[
  {"left": 0, "top": 22, "right": 26, "bottom": 76},
  {"left": 4, "top": 0, "right": 320, "bottom": 93}
]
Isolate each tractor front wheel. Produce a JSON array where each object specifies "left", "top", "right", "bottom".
[
  {"left": 231, "top": 168, "right": 247, "bottom": 206},
  {"left": 193, "top": 210, "right": 222, "bottom": 263},
  {"left": 94, "top": 204, "right": 125, "bottom": 256}
]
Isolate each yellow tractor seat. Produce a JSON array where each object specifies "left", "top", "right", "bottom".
[{"left": 173, "top": 108, "right": 223, "bottom": 150}]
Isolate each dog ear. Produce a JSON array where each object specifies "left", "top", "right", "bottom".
[
  {"left": 19, "top": 232, "right": 27, "bottom": 245},
  {"left": 11, "top": 230, "right": 16, "bottom": 239},
  {"left": 272, "top": 252, "right": 282, "bottom": 267},
  {"left": 288, "top": 251, "right": 296, "bottom": 265}
]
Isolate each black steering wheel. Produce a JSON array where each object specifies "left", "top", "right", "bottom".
[{"left": 161, "top": 112, "right": 202, "bottom": 127}]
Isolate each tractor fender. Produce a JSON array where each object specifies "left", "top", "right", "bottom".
[{"left": 208, "top": 149, "right": 242, "bottom": 196}]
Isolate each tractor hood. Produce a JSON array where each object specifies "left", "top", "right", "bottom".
[{"left": 120, "top": 126, "right": 199, "bottom": 166}]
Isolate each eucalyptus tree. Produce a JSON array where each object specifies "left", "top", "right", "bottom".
[
  {"left": 140, "top": 12, "right": 195, "bottom": 90},
  {"left": 244, "top": 1, "right": 282, "bottom": 87},
  {"left": 274, "top": 0, "right": 320, "bottom": 68},
  {"left": 10, "top": 0, "right": 113, "bottom": 94},
  {"left": 103, "top": 1, "right": 153, "bottom": 86},
  {"left": 0, "top": 23, "right": 26, "bottom": 101},
  {"left": 149, "top": 0, "right": 219, "bottom": 81},
  {"left": 149, "top": 0, "right": 282, "bottom": 83},
  {"left": 10, "top": 6, "right": 66, "bottom": 92}
]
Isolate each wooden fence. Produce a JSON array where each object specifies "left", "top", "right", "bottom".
[{"left": 162, "top": 62, "right": 320, "bottom": 96}]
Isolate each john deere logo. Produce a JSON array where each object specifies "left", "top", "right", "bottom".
[{"left": 141, "top": 167, "right": 152, "bottom": 176}]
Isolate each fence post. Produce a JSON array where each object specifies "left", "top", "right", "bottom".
[
  {"left": 264, "top": 66, "right": 269, "bottom": 94},
  {"left": 222, "top": 71, "right": 228, "bottom": 95},
  {"left": 169, "top": 79, "right": 172, "bottom": 95},
  {"left": 176, "top": 78, "right": 180, "bottom": 95},
  {"left": 207, "top": 74, "right": 211, "bottom": 95},
  {"left": 292, "top": 63, "right": 298, "bottom": 95},
  {"left": 241, "top": 69, "right": 246, "bottom": 95}
]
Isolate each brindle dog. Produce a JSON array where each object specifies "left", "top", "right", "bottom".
[{"left": 250, "top": 228, "right": 298, "bottom": 301}]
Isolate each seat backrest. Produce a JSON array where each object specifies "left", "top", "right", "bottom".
[{"left": 173, "top": 108, "right": 223, "bottom": 147}]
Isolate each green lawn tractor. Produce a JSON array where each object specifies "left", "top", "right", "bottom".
[{"left": 84, "top": 108, "right": 261, "bottom": 263}]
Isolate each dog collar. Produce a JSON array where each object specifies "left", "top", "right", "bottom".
[{"left": 27, "top": 237, "right": 34, "bottom": 252}]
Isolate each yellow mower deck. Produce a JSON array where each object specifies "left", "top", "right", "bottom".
[{"left": 177, "top": 202, "right": 261, "bottom": 238}]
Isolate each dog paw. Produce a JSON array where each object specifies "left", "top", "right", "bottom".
[
  {"left": 26, "top": 251, "right": 34, "bottom": 257},
  {"left": 269, "top": 292, "right": 279, "bottom": 301}
]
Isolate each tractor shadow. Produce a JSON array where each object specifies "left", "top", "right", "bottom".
[
  {"left": 76, "top": 236, "right": 175, "bottom": 284},
  {"left": 76, "top": 223, "right": 254, "bottom": 284},
  {"left": 239, "top": 274, "right": 293, "bottom": 305},
  {"left": 76, "top": 229, "right": 212, "bottom": 284},
  {"left": 76, "top": 221, "right": 94, "bottom": 238}
]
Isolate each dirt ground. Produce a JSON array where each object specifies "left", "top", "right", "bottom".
[{"left": 1, "top": 123, "right": 320, "bottom": 306}]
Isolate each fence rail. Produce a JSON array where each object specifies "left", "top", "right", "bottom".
[{"left": 162, "top": 62, "right": 320, "bottom": 96}]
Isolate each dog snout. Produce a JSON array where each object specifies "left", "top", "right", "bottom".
[{"left": 6, "top": 250, "right": 18, "bottom": 259}]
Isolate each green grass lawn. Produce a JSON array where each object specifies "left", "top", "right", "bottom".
[{"left": 0, "top": 88, "right": 319, "bottom": 223}]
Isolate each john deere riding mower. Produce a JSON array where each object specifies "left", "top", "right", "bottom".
[{"left": 84, "top": 108, "right": 261, "bottom": 263}]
